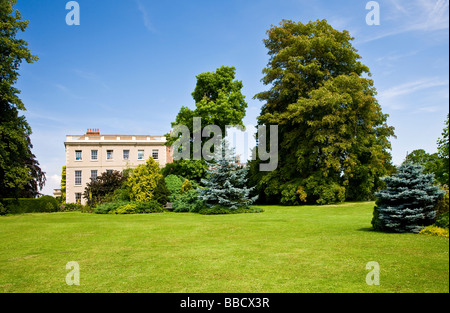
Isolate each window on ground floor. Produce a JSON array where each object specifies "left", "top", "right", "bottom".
[{"left": 75, "top": 193, "right": 82, "bottom": 204}]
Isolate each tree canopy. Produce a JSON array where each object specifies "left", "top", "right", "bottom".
[
  {"left": 1, "top": 0, "right": 44, "bottom": 199},
  {"left": 437, "top": 114, "right": 449, "bottom": 185},
  {"left": 250, "top": 19, "right": 395, "bottom": 205}
]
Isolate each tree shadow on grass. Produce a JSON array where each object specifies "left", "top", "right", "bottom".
[{"left": 357, "top": 227, "right": 377, "bottom": 232}]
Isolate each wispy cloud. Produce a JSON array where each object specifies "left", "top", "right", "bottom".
[
  {"left": 380, "top": 78, "right": 448, "bottom": 99},
  {"left": 55, "top": 83, "right": 85, "bottom": 100},
  {"left": 73, "top": 69, "right": 110, "bottom": 90},
  {"left": 136, "top": 0, "right": 157, "bottom": 33},
  {"left": 359, "top": 0, "right": 449, "bottom": 43},
  {"left": 378, "top": 77, "right": 449, "bottom": 109},
  {"left": 375, "top": 50, "right": 420, "bottom": 63}
]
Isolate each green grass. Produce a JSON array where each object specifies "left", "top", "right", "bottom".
[{"left": 0, "top": 202, "right": 448, "bottom": 293}]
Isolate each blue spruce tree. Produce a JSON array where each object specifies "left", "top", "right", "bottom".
[
  {"left": 372, "top": 163, "right": 445, "bottom": 233},
  {"left": 199, "top": 140, "right": 258, "bottom": 210}
]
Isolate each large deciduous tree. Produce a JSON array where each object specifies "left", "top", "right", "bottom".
[
  {"left": 165, "top": 65, "right": 248, "bottom": 182},
  {"left": 437, "top": 114, "right": 449, "bottom": 186},
  {"left": 250, "top": 19, "right": 395, "bottom": 205},
  {"left": 403, "top": 149, "right": 447, "bottom": 186},
  {"left": 1, "top": 0, "right": 44, "bottom": 199}
]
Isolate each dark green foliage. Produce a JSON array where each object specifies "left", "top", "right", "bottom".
[
  {"left": 161, "top": 160, "right": 208, "bottom": 183},
  {"left": 0, "top": 195, "right": 58, "bottom": 215},
  {"left": 404, "top": 149, "right": 448, "bottom": 186},
  {"left": 198, "top": 206, "right": 264, "bottom": 215},
  {"left": 433, "top": 186, "right": 449, "bottom": 229},
  {"left": 59, "top": 202, "right": 82, "bottom": 212},
  {"left": 83, "top": 170, "right": 126, "bottom": 207},
  {"left": 152, "top": 177, "right": 170, "bottom": 205},
  {"left": 1, "top": 0, "right": 45, "bottom": 199},
  {"left": 372, "top": 163, "right": 445, "bottom": 233},
  {"left": 437, "top": 114, "right": 449, "bottom": 185},
  {"left": 251, "top": 19, "right": 395, "bottom": 205},
  {"left": 172, "top": 189, "right": 204, "bottom": 213},
  {"left": 132, "top": 200, "right": 164, "bottom": 213},
  {"left": 435, "top": 212, "right": 449, "bottom": 229},
  {"left": 112, "top": 185, "right": 131, "bottom": 202},
  {"left": 434, "top": 186, "right": 449, "bottom": 218},
  {"left": 93, "top": 200, "right": 130, "bottom": 214}
]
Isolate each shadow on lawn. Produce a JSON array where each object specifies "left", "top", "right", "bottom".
[{"left": 357, "top": 227, "right": 377, "bottom": 232}]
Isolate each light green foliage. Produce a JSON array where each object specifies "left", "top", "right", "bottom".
[
  {"left": 180, "top": 179, "right": 193, "bottom": 193},
  {"left": 171, "top": 65, "right": 246, "bottom": 135},
  {"left": 161, "top": 159, "right": 208, "bottom": 183},
  {"left": 109, "top": 203, "right": 137, "bottom": 215},
  {"left": 251, "top": 19, "right": 395, "bottom": 205},
  {"left": 126, "top": 158, "right": 162, "bottom": 202},
  {"left": 165, "top": 66, "right": 247, "bottom": 151},
  {"left": 164, "top": 66, "right": 247, "bottom": 184},
  {"left": 60, "top": 166, "right": 66, "bottom": 203},
  {"left": 419, "top": 225, "right": 449, "bottom": 238},
  {"left": 164, "top": 174, "right": 184, "bottom": 196},
  {"left": 94, "top": 200, "right": 164, "bottom": 214}
]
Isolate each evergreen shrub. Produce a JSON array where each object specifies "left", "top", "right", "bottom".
[{"left": 372, "top": 163, "right": 445, "bottom": 233}]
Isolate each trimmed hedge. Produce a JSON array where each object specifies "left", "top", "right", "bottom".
[
  {"left": 198, "top": 206, "right": 264, "bottom": 215},
  {"left": 94, "top": 200, "right": 165, "bottom": 214},
  {"left": 0, "top": 196, "right": 59, "bottom": 215}
]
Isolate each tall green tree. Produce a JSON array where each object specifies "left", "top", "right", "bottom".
[
  {"left": 437, "top": 114, "right": 449, "bottom": 185},
  {"left": 403, "top": 149, "right": 447, "bottom": 186},
  {"left": 250, "top": 19, "right": 395, "bottom": 205},
  {"left": 165, "top": 65, "right": 248, "bottom": 182},
  {"left": 0, "top": 0, "right": 44, "bottom": 198},
  {"left": 169, "top": 65, "right": 247, "bottom": 138}
]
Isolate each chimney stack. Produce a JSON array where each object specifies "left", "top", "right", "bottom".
[{"left": 86, "top": 128, "right": 100, "bottom": 135}]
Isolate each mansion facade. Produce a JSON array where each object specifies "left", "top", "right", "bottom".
[{"left": 64, "top": 129, "right": 172, "bottom": 204}]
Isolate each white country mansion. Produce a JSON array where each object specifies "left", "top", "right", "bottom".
[{"left": 63, "top": 129, "right": 172, "bottom": 204}]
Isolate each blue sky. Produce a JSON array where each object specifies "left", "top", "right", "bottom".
[{"left": 13, "top": 0, "right": 449, "bottom": 195}]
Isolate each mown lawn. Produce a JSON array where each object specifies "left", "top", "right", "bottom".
[{"left": 0, "top": 202, "right": 448, "bottom": 293}]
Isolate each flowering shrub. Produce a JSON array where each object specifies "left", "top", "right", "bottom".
[{"left": 419, "top": 226, "right": 449, "bottom": 238}]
